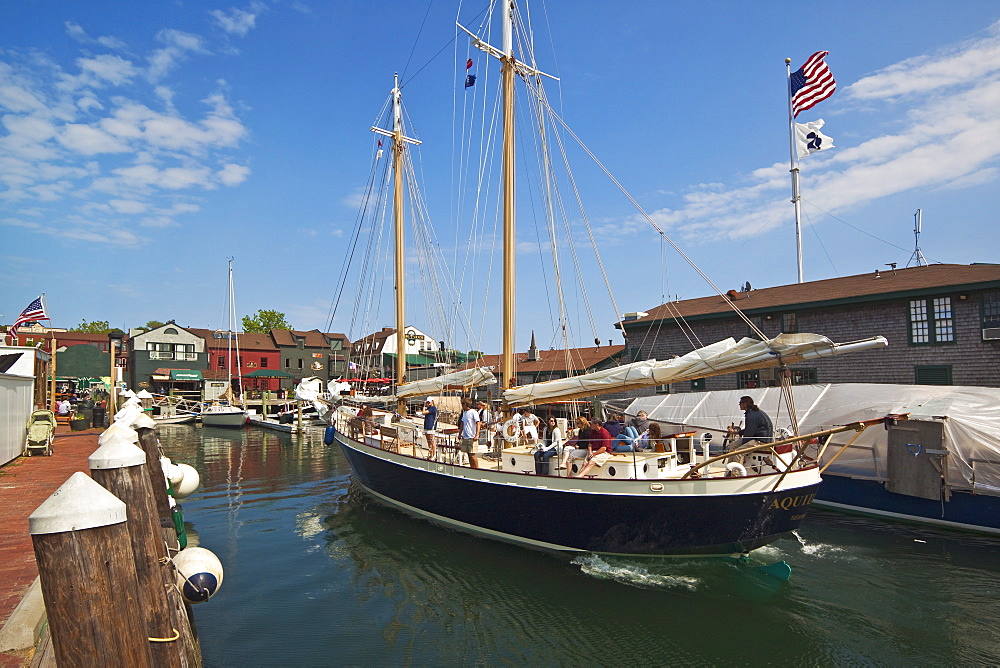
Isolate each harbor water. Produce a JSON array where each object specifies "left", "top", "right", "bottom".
[{"left": 158, "top": 424, "right": 1000, "bottom": 665}]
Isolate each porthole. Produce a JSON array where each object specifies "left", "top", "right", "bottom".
[
  {"left": 510, "top": 457, "right": 517, "bottom": 467},
  {"left": 571, "top": 463, "right": 579, "bottom": 474},
  {"left": 608, "top": 466, "right": 617, "bottom": 477},
  {"left": 643, "top": 463, "right": 649, "bottom": 474}
]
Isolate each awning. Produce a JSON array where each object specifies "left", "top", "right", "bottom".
[
  {"left": 245, "top": 369, "right": 294, "bottom": 378},
  {"left": 169, "top": 369, "right": 203, "bottom": 381}
]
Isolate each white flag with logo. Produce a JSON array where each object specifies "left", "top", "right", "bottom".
[{"left": 795, "top": 118, "right": 834, "bottom": 159}]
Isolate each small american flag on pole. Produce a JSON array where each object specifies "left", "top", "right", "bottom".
[
  {"left": 790, "top": 51, "right": 836, "bottom": 117},
  {"left": 8, "top": 295, "right": 49, "bottom": 343}
]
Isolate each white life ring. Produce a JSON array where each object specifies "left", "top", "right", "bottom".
[
  {"left": 501, "top": 418, "right": 521, "bottom": 443},
  {"left": 726, "top": 462, "right": 747, "bottom": 477}
]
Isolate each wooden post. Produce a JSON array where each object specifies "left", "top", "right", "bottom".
[
  {"left": 49, "top": 333, "right": 57, "bottom": 411},
  {"left": 133, "top": 416, "right": 178, "bottom": 546},
  {"left": 29, "top": 472, "right": 154, "bottom": 667},
  {"left": 90, "top": 436, "right": 201, "bottom": 667}
]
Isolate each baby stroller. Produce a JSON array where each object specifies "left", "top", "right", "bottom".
[{"left": 25, "top": 410, "right": 56, "bottom": 456}]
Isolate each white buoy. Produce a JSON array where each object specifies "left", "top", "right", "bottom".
[
  {"left": 172, "top": 463, "right": 200, "bottom": 499},
  {"left": 172, "top": 547, "right": 224, "bottom": 603}
]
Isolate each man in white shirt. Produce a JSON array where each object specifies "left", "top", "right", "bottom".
[{"left": 459, "top": 398, "right": 482, "bottom": 469}]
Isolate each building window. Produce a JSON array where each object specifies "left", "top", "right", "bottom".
[
  {"left": 164, "top": 327, "right": 179, "bottom": 335},
  {"left": 261, "top": 358, "right": 268, "bottom": 368},
  {"left": 983, "top": 292, "right": 1000, "bottom": 329},
  {"left": 655, "top": 384, "right": 671, "bottom": 394},
  {"left": 297, "top": 359, "right": 303, "bottom": 369},
  {"left": 915, "top": 365, "right": 952, "bottom": 385},
  {"left": 782, "top": 313, "right": 798, "bottom": 333},
  {"left": 284, "top": 358, "right": 290, "bottom": 368},
  {"left": 909, "top": 297, "right": 954, "bottom": 344},
  {"left": 737, "top": 370, "right": 759, "bottom": 389},
  {"left": 691, "top": 378, "right": 705, "bottom": 391},
  {"left": 218, "top": 355, "right": 224, "bottom": 367},
  {"left": 790, "top": 368, "right": 817, "bottom": 385}
]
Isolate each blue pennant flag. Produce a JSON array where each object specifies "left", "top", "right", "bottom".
[{"left": 465, "top": 74, "right": 476, "bottom": 88}]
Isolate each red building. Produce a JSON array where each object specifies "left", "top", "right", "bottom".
[{"left": 189, "top": 329, "right": 282, "bottom": 392}]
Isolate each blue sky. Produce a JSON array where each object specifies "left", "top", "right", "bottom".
[{"left": 2, "top": 1, "right": 998, "bottom": 355}]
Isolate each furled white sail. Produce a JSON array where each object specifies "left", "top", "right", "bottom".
[
  {"left": 503, "top": 333, "right": 888, "bottom": 406},
  {"left": 395, "top": 367, "right": 497, "bottom": 398}
]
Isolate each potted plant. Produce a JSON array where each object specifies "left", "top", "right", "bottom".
[{"left": 69, "top": 410, "right": 91, "bottom": 431}]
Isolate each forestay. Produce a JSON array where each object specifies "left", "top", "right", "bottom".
[{"left": 503, "top": 333, "right": 887, "bottom": 406}]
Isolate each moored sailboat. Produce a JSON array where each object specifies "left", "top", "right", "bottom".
[
  {"left": 202, "top": 259, "right": 247, "bottom": 428},
  {"left": 329, "top": 1, "right": 895, "bottom": 557}
]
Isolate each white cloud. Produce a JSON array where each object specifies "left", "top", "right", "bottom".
[
  {"left": 218, "top": 162, "right": 250, "bottom": 185},
  {"left": 210, "top": 4, "right": 266, "bottom": 37},
  {"left": 110, "top": 199, "right": 148, "bottom": 214},
  {"left": 76, "top": 54, "right": 136, "bottom": 86},
  {"left": 147, "top": 29, "right": 207, "bottom": 81},
  {"left": 58, "top": 123, "right": 131, "bottom": 154}
]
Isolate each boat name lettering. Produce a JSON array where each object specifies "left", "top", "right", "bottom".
[{"left": 769, "top": 493, "right": 815, "bottom": 511}]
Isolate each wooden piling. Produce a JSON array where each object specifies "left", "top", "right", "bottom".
[
  {"left": 90, "top": 436, "right": 201, "bottom": 667},
  {"left": 29, "top": 472, "right": 154, "bottom": 667},
  {"left": 133, "top": 417, "right": 179, "bottom": 547}
]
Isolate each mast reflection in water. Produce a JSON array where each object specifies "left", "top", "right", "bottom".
[{"left": 157, "top": 424, "right": 1000, "bottom": 666}]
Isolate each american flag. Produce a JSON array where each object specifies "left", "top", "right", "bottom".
[
  {"left": 8, "top": 295, "right": 49, "bottom": 343},
  {"left": 790, "top": 51, "right": 836, "bottom": 117}
]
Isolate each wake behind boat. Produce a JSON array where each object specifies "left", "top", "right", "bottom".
[{"left": 328, "top": 0, "right": 892, "bottom": 558}]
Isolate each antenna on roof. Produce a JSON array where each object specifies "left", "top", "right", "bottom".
[{"left": 907, "top": 209, "right": 928, "bottom": 267}]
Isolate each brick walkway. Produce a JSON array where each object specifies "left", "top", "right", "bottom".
[{"left": 0, "top": 424, "right": 101, "bottom": 667}]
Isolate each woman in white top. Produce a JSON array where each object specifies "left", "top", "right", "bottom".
[{"left": 533, "top": 416, "right": 563, "bottom": 475}]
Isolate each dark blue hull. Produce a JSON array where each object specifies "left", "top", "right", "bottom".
[
  {"left": 337, "top": 434, "right": 822, "bottom": 556},
  {"left": 816, "top": 474, "right": 1000, "bottom": 535}
]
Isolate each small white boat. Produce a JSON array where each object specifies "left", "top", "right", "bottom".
[
  {"left": 153, "top": 413, "right": 197, "bottom": 425},
  {"left": 202, "top": 403, "right": 247, "bottom": 428}
]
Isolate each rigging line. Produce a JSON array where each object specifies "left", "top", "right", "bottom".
[
  {"left": 326, "top": 133, "right": 388, "bottom": 333},
  {"left": 800, "top": 197, "right": 913, "bottom": 254},
  {"left": 400, "top": 0, "right": 435, "bottom": 84},
  {"left": 542, "top": 95, "right": 615, "bottom": 341},
  {"left": 545, "top": 109, "right": 767, "bottom": 341},
  {"left": 804, "top": 206, "right": 840, "bottom": 279}
]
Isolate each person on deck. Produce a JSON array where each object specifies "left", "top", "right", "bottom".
[
  {"left": 57, "top": 398, "right": 71, "bottom": 416},
  {"left": 630, "top": 410, "right": 650, "bottom": 435},
  {"left": 522, "top": 409, "right": 540, "bottom": 443},
  {"left": 604, "top": 414, "right": 622, "bottom": 439},
  {"left": 558, "top": 416, "right": 592, "bottom": 471},
  {"left": 728, "top": 396, "right": 773, "bottom": 449},
  {"left": 459, "top": 398, "right": 482, "bottom": 469},
  {"left": 477, "top": 401, "right": 495, "bottom": 450},
  {"left": 574, "top": 420, "right": 613, "bottom": 478},
  {"left": 533, "top": 416, "right": 564, "bottom": 474},
  {"left": 418, "top": 398, "right": 438, "bottom": 460}
]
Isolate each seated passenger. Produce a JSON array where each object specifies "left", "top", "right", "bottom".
[
  {"left": 611, "top": 423, "right": 640, "bottom": 452},
  {"left": 575, "top": 420, "right": 613, "bottom": 478},
  {"left": 558, "top": 417, "right": 591, "bottom": 471},
  {"left": 534, "top": 416, "right": 563, "bottom": 474}
]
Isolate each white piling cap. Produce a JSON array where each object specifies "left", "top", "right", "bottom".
[
  {"left": 114, "top": 403, "right": 142, "bottom": 425},
  {"left": 89, "top": 436, "right": 147, "bottom": 470},
  {"left": 29, "top": 472, "right": 126, "bottom": 535},
  {"left": 131, "top": 413, "right": 156, "bottom": 430},
  {"left": 98, "top": 422, "right": 138, "bottom": 445},
  {"left": 136, "top": 389, "right": 153, "bottom": 398},
  {"left": 120, "top": 389, "right": 137, "bottom": 399}
]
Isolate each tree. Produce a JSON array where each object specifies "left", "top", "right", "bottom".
[
  {"left": 69, "top": 319, "right": 111, "bottom": 333},
  {"left": 242, "top": 309, "right": 291, "bottom": 333},
  {"left": 131, "top": 320, "right": 167, "bottom": 333}
]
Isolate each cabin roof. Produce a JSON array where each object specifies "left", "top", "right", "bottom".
[{"left": 627, "top": 263, "right": 1000, "bottom": 327}]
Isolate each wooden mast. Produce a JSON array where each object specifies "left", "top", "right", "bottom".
[
  {"left": 500, "top": 0, "right": 516, "bottom": 391},
  {"left": 372, "top": 74, "right": 420, "bottom": 414},
  {"left": 392, "top": 75, "right": 407, "bottom": 414}
]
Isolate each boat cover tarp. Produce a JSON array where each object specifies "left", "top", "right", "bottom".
[
  {"left": 621, "top": 383, "right": 1000, "bottom": 494},
  {"left": 396, "top": 367, "right": 497, "bottom": 398},
  {"left": 503, "top": 333, "right": 888, "bottom": 407}
]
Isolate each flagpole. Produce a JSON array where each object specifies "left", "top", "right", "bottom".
[{"left": 785, "top": 57, "right": 804, "bottom": 284}]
